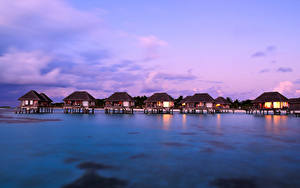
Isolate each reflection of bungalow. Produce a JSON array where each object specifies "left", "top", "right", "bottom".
[
  {"left": 17, "top": 90, "right": 53, "bottom": 113},
  {"left": 63, "top": 91, "right": 96, "bottom": 114},
  {"left": 252, "top": 92, "right": 289, "bottom": 114},
  {"left": 105, "top": 92, "right": 135, "bottom": 114},
  {"left": 182, "top": 93, "right": 215, "bottom": 114},
  {"left": 144, "top": 93, "right": 174, "bottom": 114},
  {"left": 289, "top": 98, "right": 300, "bottom": 116},
  {"left": 215, "top": 97, "right": 231, "bottom": 109}
]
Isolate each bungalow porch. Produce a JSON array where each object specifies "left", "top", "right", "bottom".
[
  {"left": 180, "top": 93, "right": 215, "bottom": 114},
  {"left": 104, "top": 92, "right": 135, "bottom": 114},
  {"left": 63, "top": 91, "right": 95, "bottom": 114},
  {"left": 251, "top": 92, "right": 289, "bottom": 115},
  {"left": 144, "top": 93, "right": 174, "bottom": 114},
  {"left": 16, "top": 90, "right": 53, "bottom": 114}
]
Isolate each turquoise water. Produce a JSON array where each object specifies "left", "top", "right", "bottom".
[{"left": 0, "top": 109, "right": 300, "bottom": 188}]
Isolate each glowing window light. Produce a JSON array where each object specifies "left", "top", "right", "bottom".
[
  {"left": 163, "top": 101, "right": 170, "bottom": 107},
  {"left": 216, "top": 104, "right": 221, "bottom": 107},
  {"left": 264, "top": 102, "right": 272, "bottom": 108},
  {"left": 273, "top": 102, "right": 281, "bottom": 109}
]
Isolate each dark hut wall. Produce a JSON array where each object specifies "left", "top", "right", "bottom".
[
  {"left": 289, "top": 98, "right": 300, "bottom": 110},
  {"left": 21, "top": 100, "right": 38, "bottom": 106},
  {"left": 258, "top": 102, "right": 288, "bottom": 109},
  {"left": 63, "top": 91, "right": 96, "bottom": 108},
  {"left": 253, "top": 92, "right": 289, "bottom": 110},
  {"left": 105, "top": 101, "right": 134, "bottom": 107},
  {"left": 184, "top": 93, "right": 215, "bottom": 108},
  {"left": 105, "top": 92, "right": 135, "bottom": 107},
  {"left": 18, "top": 90, "right": 53, "bottom": 108},
  {"left": 64, "top": 100, "right": 95, "bottom": 107},
  {"left": 215, "top": 97, "right": 230, "bottom": 109},
  {"left": 145, "top": 93, "right": 174, "bottom": 108},
  {"left": 146, "top": 101, "right": 174, "bottom": 108}
]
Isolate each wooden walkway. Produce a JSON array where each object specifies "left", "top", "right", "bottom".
[
  {"left": 104, "top": 106, "right": 133, "bottom": 114},
  {"left": 63, "top": 106, "right": 94, "bottom": 114},
  {"left": 144, "top": 107, "right": 173, "bottom": 114},
  {"left": 15, "top": 107, "right": 53, "bottom": 114}
]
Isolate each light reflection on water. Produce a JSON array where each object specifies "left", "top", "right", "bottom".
[
  {"left": 162, "top": 114, "right": 172, "bottom": 130},
  {"left": 265, "top": 115, "right": 288, "bottom": 134},
  {"left": 182, "top": 114, "right": 187, "bottom": 129},
  {"left": 0, "top": 110, "right": 299, "bottom": 188}
]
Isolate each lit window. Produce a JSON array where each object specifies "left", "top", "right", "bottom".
[
  {"left": 163, "top": 101, "right": 170, "bottom": 107},
  {"left": 273, "top": 102, "right": 280, "bottom": 109},
  {"left": 264, "top": 102, "right": 272, "bottom": 108}
]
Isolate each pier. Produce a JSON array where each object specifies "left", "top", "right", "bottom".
[
  {"left": 105, "top": 106, "right": 133, "bottom": 114},
  {"left": 63, "top": 106, "right": 94, "bottom": 114},
  {"left": 15, "top": 106, "right": 54, "bottom": 114},
  {"left": 144, "top": 107, "right": 174, "bottom": 114}
]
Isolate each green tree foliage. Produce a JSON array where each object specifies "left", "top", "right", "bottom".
[
  {"left": 229, "top": 99, "right": 253, "bottom": 109},
  {"left": 174, "top": 96, "right": 183, "bottom": 108},
  {"left": 133, "top": 96, "right": 147, "bottom": 108},
  {"left": 240, "top": 100, "right": 253, "bottom": 109},
  {"left": 95, "top": 99, "right": 105, "bottom": 108},
  {"left": 226, "top": 97, "right": 233, "bottom": 104},
  {"left": 52, "top": 103, "right": 64, "bottom": 107}
]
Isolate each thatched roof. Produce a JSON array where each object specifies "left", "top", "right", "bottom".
[
  {"left": 18, "top": 90, "right": 52, "bottom": 102},
  {"left": 63, "top": 91, "right": 95, "bottom": 101},
  {"left": 40, "top": 93, "right": 53, "bottom": 102},
  {"left": 185, "top": 93, "right": 215, "bottom": 103},
  {"left": 180, "top": 96, "right": 192, "bottom": 104},
  {"left": 106, "top": 92, "right": 134, "bottom": 102},
  {"left": 253, "top": 92, "right": 288, "bottom": 103},
  {"left": 145, "top": 93, "right": 174, "bottom": 102},
  {"left": 289, "top": 98, "right": 300, "bottom": 104},
  {"left": 215, "top": 97, "right": 230, "bottom": 105}
]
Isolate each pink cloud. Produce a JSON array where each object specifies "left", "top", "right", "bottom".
[{"left": 138, "top": 35, "right": 168, "bottom": 61}]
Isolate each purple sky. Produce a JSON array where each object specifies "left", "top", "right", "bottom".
[{"left": 0, "top": 0, "right": 299, "bottom": 106}]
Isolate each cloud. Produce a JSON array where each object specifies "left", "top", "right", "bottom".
[
  {"left": 154, "top": 73, "right": 197, "bottom": 81},
  {"left": 138, "top": 35, "right": 168, "bottom": 61},
  {"left": 259, "top": 68, "right": 270, "bottom": 73},
  {"left": 0, "top": 0, "right": 164, "bottom": 105},
  {"left": 251, "top": 51, "right": 265, "bottom": 58},
  {"left": 0, "top": 49, "right": 61, "bottom": 85},
  {"left": 251, "top": 45, "right": 276, "bottom": 58},
  {"left": 273, "top": 81, "right": 298, "bottom": 97},
  {"left": 294, "top": 79, "right": 300, "bottom": 84},
  {"left": 277, "top": 67, "right": 293, "bottom": 73},
  {"left": 140, "top": 87, "right": 163, "bottom": 94},
  {"left": 266, "top": 45, "right": 276, "bottom": 52}
]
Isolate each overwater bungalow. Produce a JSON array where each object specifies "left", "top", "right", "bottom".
[
  {"left": 144, "top": 93, "right": 174, "bottom": 114},
  {"left": 180, "top": 96, "right": 192, "bottom": 106},
  {"left": 181, "top": 93, "right": 215, "bottom": 114},
  {"left": 16, "top": 90, "right": 53, "bottom": 114},
  {"left": 63, "top": 91, "right": 95, "bottom": 114},
  {"left": 289, "top": 98, "right": 300, "bottom": 116},
  {"left": 252, "top": 92, "right": 289, "bottom": 115},
  {"left": 214, "top": 97, "right": 231, "bottom": 112},
  {"left": 105, "top": 92, "right": 135, "bottom": 114}
]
